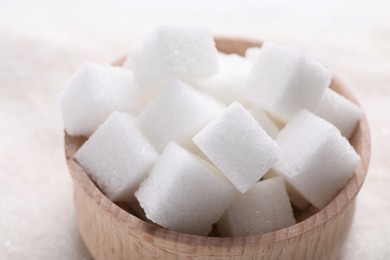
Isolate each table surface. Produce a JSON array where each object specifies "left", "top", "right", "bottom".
[{"left": 1, "top": 0, "right": 389, "bottom": 259}]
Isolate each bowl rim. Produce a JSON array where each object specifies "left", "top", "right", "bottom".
[{"left": 65, "top": 36, "right": 371, "bottom": 255}]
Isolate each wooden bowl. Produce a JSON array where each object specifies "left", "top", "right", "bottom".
[{"left": 64, "top": 37, "right": 371, "bottom": 260}]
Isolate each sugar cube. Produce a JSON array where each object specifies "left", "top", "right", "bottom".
[
  {"left": 193, "top": 102, "right": 281, "bottom": 193},
  {"left": 127, "top": 25, "right": 219, "bottom": 88},
  {"left": 244, "top": 47, "right": 261, "bottom": 61},
  {"left": 262, "top": 170, "right": 309, "bottom": 210},
  {"left": 248, "top": 106, "right": 279, "bottom": 138},
  {"left": 138, "top": 80, "right": 225, "bottom": 152},
  {"left": 135, "top": 142, "right": 237, "bottom": 236},
  {"left": 218, "top": 177, "right": 295, "bottom": 236},
  {"left": 75, "top": 112, "right": 158, "bottom": 203},
  {"left": 245, "top": 42, "right": 331, "bottom": 122},
  {"left": 313, "top": 88, "right": 361, "bottom": 139},
  {"left": 193, "top": 53, "right": 252, "bottom": 105},
  {"left": 61, "top": 63, "right": 145, "bottom": 136},
  {"left": 273, "top": 110, "right": 360, "bottom": 209}
]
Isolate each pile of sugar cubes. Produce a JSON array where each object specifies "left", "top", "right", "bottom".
[{"left": 61, "top": 25, "right": 361, "bottom": 237}]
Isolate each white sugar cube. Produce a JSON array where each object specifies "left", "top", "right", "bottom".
[
  {"left": 138, "top": 80, "right": 225, "bottom": 152},
  {"left": 193, "top": 102, "right": 281, "bottom": 193},
  {"left": 245, "top": 42, "right": 331, "bottom": 122},
  {"left": 218, "top": 177, "right": 295, "bottom": 236},
  {"left": 313, "top": 89, "right": 361, "bottom": 139},
  {"left": 244, "top": 47, "right": 261, "bottom": 61},
  {"left": 273, "top": 110, "right": 360, "bottom": 209},
  {"left": 135, "top": 142, "right": 237, "bottom": 236},
  {"left": 193, "top": 53, "right": 252, "bottom": 105},
  {"left": 61, "top": 63, "right": 145, "bottom": 136},
  {"left": 75, "top": 112, "right": 158, "bottom": 203},
  {"left": 248, "top": 106, "right": 279, "bottom": 138},
  {"left": 263, "top": 170, "right": 309, "bottom": 210},
  {"left": 285, "top": 181, "right": 310, "bottom": 210},
  {"left": 127, "top": 25, "right": 219, "bottom": 88}
]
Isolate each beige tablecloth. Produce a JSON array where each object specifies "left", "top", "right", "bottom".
[{"left": 1, "top": 1, "right": 389, "bottom": 259}]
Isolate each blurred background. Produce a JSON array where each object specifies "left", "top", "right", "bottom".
[{"left": 0, "top": 0, "right": 389, "bottom": 259}]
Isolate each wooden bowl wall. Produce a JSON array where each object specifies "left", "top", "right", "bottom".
[{"left": 65, "top": 37, "right": 370, "bottom": 260}]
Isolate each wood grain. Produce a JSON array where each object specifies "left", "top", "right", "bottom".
[{"left": 64, "top": 37, "right": 371, "bottom": 259}]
